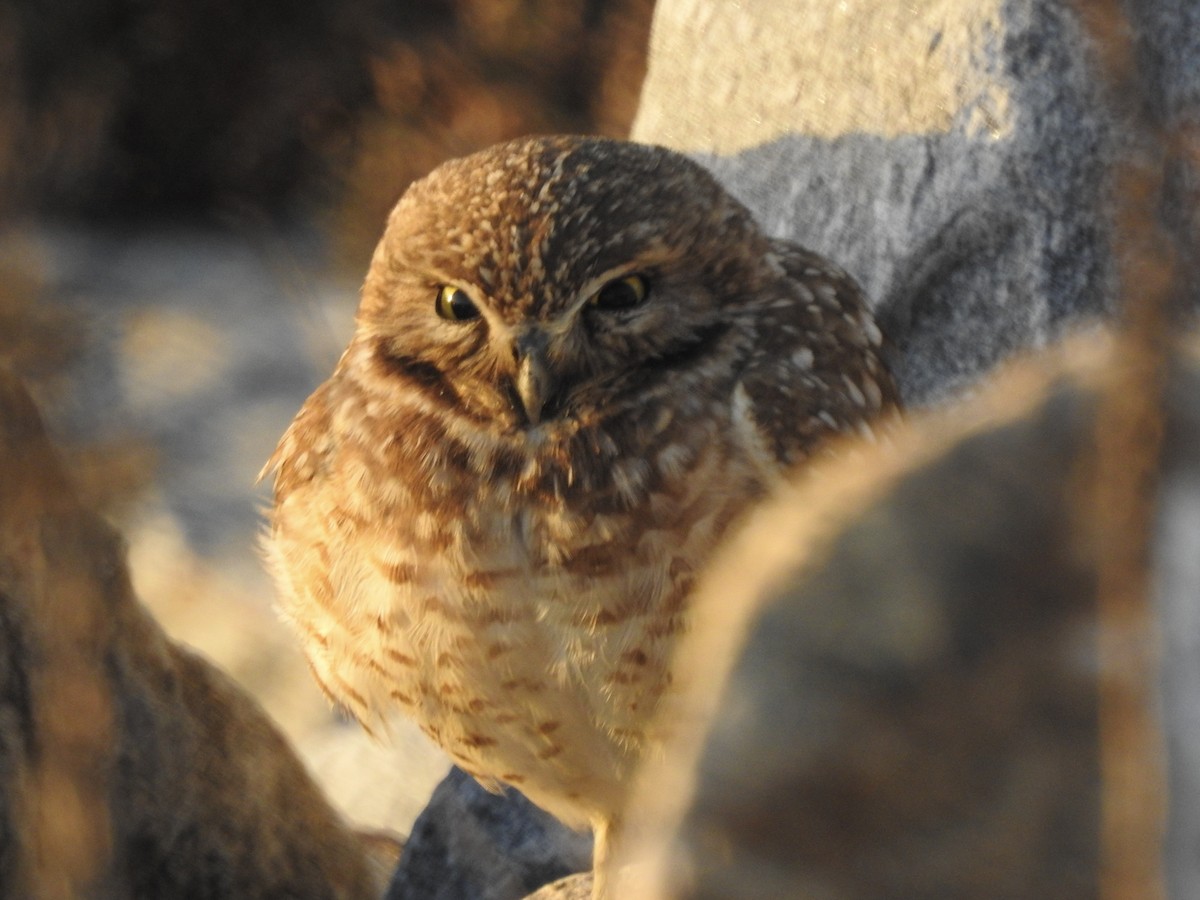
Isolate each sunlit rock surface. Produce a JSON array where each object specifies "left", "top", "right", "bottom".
[{"left": 635, "top": 0, "right": 1199, "bottom": 403}]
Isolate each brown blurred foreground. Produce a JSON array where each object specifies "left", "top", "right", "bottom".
[
  {"left": 620, "top": 332, "right": 1195, "bottom": 899},
  {"left": 0, "top": 368, "right": 382, "bottom": 898}
]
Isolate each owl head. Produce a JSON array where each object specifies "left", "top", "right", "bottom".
[{"left": 353, "top": 136, "right": 775, "bottom": 432}]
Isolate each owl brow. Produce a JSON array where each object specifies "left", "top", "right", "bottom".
[
  {"left": 572, "top": 252, "right": 672, "bottom": 311},
  {"left": 570, "top": 269, "right": 628, "bottom": 310},
  {"left": 400, "top": 266, "right": 492, "bottom": 302}
]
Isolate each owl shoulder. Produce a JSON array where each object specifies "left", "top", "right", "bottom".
[
  {"left": 262, "top": 378, "right": 339, "bottom": 500},
  {"left": 732, "top": 240, "right": 897, "bottom": 470}
]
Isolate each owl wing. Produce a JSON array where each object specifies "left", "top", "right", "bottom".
[
  {"left": 735, "top": 239, "right": 899, "bottom": 474},
  {"left": 260, "top": 376, "right": 338, "bottom": 499}
]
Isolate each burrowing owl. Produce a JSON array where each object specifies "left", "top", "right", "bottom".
[{"left": 262, "top": 135, "right": 897, "bottom": 893}]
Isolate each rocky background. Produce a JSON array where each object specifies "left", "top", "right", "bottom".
[{"left": 1, "top": 0, "right": 1198, "bottom": 898}]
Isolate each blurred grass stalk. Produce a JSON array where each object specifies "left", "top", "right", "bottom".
[{"left": 1072, "top": 2, "right": 1191, "bottom": 898}]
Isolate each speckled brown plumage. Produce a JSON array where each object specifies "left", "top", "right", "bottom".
[{"left": 262, "top": 135, "right": 898, "bottom": 895}]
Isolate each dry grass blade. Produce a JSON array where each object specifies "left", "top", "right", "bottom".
[{"left": 1070, "top": 3, "right": 1186, "bottom": 898}]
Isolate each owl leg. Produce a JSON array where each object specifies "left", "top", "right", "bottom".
[{"left": 591, "top": 814, "right": 621, "bottom": 899}]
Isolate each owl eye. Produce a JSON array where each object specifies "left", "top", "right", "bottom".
[
  {"left": 590, "top": 274, "right": 649, "bottom": 311},
  {"left": 435, "top": 285, "right": 480, "bottom": 322}
]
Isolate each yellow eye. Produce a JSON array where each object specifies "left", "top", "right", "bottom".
[
  {"left": 590, "top": 274, "right": 649, "bottom": 311},
  {"left": 435, "top": 285, "right": 480, "bottom": 321}
]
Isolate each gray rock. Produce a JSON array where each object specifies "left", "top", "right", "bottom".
[
  {"left": 633, "top": 0, "right": 1200, "bottom": 405},
  {"left": 522, "top": 872, "right": 593, "bottom": 900},
  {"left": 1157, "top": 348, "right": 1200, "bottom": 897},
  {"left": 386, "top": 767, "right": 592, "bottom": 900}
]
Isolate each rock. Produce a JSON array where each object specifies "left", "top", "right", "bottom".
[
  {"left": 523, "top": 872, "right": 593, "bottom": 900},
  {"left": 625, "top": 334, "right": 1197, "bottom": 897},
  {"left": 0, "top": 368, "right": 380, "bottom": 898},
  {"left": 385, "top": 767, "right": 593, "bottom": 900},
  {"left": 1155, "top": 344, "right": 1200, "bottom": 897},
  {"left": 633, "top": 0, "right": 1200, "bottom": 404}
]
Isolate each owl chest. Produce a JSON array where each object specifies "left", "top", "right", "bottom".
[
  {"left": 306, "top": 415, "right": 757, "bottom": 810},
  {"left": 363, "top": 477, "right": 663, "bottom": 622},
  {"left": 397, "top": 413, "right": 745, "bottom": 584},
  {"left": 350, "top": 429, "right": 732, "bottom": 656},
  {"left": 357, "top": 477, "right": 712, "bottom": 791}
]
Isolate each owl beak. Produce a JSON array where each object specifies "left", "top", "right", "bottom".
[{"left": 514, "top": 330, "right": 552, "bottom": 425}]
